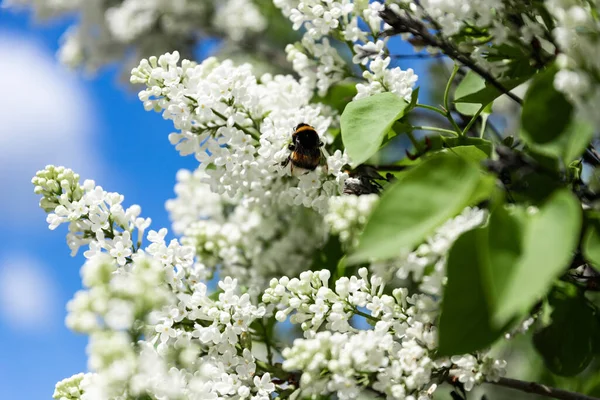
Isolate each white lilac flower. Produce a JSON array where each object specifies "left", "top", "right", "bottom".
[
  {"left": 545, "top": 0, "right": 600, "bottom": 129},
  {"left": 30, "top": 1, "right": 528, "bottom": 396},
  {"left": 53, "top": 372, "right": 92, "bottom": 400},
  {"left": 37, "top": 164, "right": 506, "bottom": 399},
  {"left": 214, "top": 0, "right": 267, "bottom": 42},
  {"left": 33, "top": 165, "right": 197, "bottom": 288},
  {"left": 417, "top": 0, "right": 504, "bottom": 36},
  {"left": 285, "top": 37, "right": 348, "bottom": 96},
  {"left": 355, "top": 56, "right": 418, "bottom": 101},
  {"left": 167, "top": 165, "right": 326, "bottom": 291},
  {"left": 132, "top": 52, "right": 349, "bottom": 214},
  {"left": 6, "top": 0, "right": 267, "bottom": 73},
  {"left": 165, "top": 168, "right": 228, "bottom": 235},
  {"left": 272, "top": 268, "right": 506, "bottom": 399},
  {"left": 275, "top": 0, "right": 418, "bottom": 100},
  {"left": 325, "top": 194, "right": 379, "bottom": 248}
]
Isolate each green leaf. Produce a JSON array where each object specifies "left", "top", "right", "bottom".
[
  {"left": 440, "top": 192, "right": 582, "bottom": 355},
  {"left": 521, "top": 65, "right": 575, "bottom": 155},
  {"left": 341, "top": 92, "right": 408, "bottom": 167},
  {"left": 481, "top": 206, "right": 527, "bottom": 316},
  {"left": 311, "top": 235, "right": 345, "bottom": 275},
  {"left": 313, "top": 81, "right": 358, "bottom": 114},
  {"left": 454, "top": 71, "right": 528, "bottom": 116},
  {"left": 348, "top": 155, "right": 480, "bottom": 264},
  {"left": 533, "top": 287, "right": 599, "bottom": 376},
  {"left": 488, "top": 190, "right": 582, "bottom": 325},
  {"left": 408, "top": 86, "right": 420, "bottom": 111},
  {"left": 443, "top": 145, "right": 490, "bottom": 163},
  {"left": 583, "top": 217, "right": 600, "bottom": 269},
  {"left": 525, "top": 118, "right": 594, "bottom": 164},
  {"left": 428, "top": 136, "right": 492, "bottom": 156},
  {"left": 467, "top": 174, "right": 497, "bottom": 206},
  {"left": 438, "top": 228, "right": 506, "bottom": 355}
]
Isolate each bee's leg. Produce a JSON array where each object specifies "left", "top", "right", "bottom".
[
  {"left": 288, "top": 144, "right": 295, "bottom": 151},
  {"left": 281, "top": 157, "right": 290, "bottom": 167}
]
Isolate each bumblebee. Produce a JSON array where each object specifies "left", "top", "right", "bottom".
[{"left": 282, "top": 123, "right": 325, "bottom": 174}]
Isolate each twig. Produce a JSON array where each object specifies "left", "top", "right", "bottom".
[
  {"left": 444, "top": 64, "right": 463, "bottom": 134},
  {"left": 363, "top": 164, "right": 410, "bottom": 172},
  {"left": 584, "top": 146, "right": 600, "bottom": 167},
  {"left": 379, "top": 7, "right": 523, "bottom": 105},
  {"left": 487, "top": 377, "right": 600, "bottom": 400},
  {"left": 259, "top": 320, "right": 274, "bottom": 365},
  {"left": 389, "top": 53, "right": 445, "bottom": 59},
  {"left": 413, "top": 125, "right": 459, "bottom": 136}
]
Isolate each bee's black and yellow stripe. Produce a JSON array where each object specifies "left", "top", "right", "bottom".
[
  {"left": 291, "top": 123, "right": 322, "bottom": 171},
  {"left": 293, "top": 123, "right": 317, "bottom": 136},
  {"left": 290, "top": 150, "right": 321, "bottom": 170}
]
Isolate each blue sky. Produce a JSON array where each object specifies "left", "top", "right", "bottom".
[
  {"left": 0, "top": 8, "right": 436, "bottom": 398},
  {"left": 0, "top": 9, "right": 197, "bottom": 398}
]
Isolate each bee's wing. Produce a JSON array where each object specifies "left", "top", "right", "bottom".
[{"left": 320, "top": 146, "right": 331, "bottom": 164}]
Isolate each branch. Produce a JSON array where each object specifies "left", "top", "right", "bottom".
[
  {"left": 584, "top": 146, "right": 600, "bottom": 167},
  {"left": 363, "top": 164, "right": 409, "bottom": 172},
  {"left": 487, "top": 377, "right": 600, "bottom": 400},
  {"left": 389, "top": 52, "right": 445, "bottom": 59},
  {"left": 379, "top": 7, "right": 523, "bottom": 105}
]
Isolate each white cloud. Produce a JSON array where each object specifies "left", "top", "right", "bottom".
[
  {"left": 0, "top": 31, "right": 102, "bottom": 226},
  {"left": 0, "top": 254, "right": 60, "bottom": 332}
]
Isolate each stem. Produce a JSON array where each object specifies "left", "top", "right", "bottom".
[
  {"left": 364, "top": 164, "right": 410, "bottom": 172},
  {"left": 259, "top": 320, "right": 274, "bottom": 365},
  {"left": 444, "top": 64, "right": 463, "bottom": 135},
  {"left": 487, "top": 377, "right": 600, "bottom": 400},
  {"left": 461, "top": 105, "right": 487, "bottom": 136},
  {"left": 415, "top": 103, "right": 448, "bottom": 118},
  {"left": 344, "top": 40, "right": 368, "bottom": 73},
  {"left": 479, "top": 113, "right": 490, "bottom": 138},
  {"left": 389, "top": 53, "right": 445, "bottom": 59},
  {"left": 210, "top": 108, "right": 261, "bottom": 141},
  {"left": 406, "top": 131, "right": 424, "bottom": 153},
  {"left": 584, "top": 146, "right": 600, "bottom": 167},
  {"left": 444, "top": 64, "right": 458, "bottom": 114},
  {"left": 354, "top": 309, "right": 379, "bottom": 323},
  {"left": 413, "top": 126, "right": 459, "bottom": 136}
]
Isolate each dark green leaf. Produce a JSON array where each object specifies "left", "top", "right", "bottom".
[
  {"left": 583, "top": 218, "right": 600, "bottom": 269},
  {"left": 335, "top": 256, "right": 349, "bottom": 280},
  {"left": 467, "top": 174, "right": 497, "bottom": 206},
  {"left": 438, "top": 228, "right": 506, "bottom": 355},
  {"left": 521, "top": 65, "right": 574, "bottom": 150},
  {"left": 533, "top": 287, "right": 599, "bottom": 376},
  {"left": 490, "top": 190, "right": 582, "bottom": 325},
  {"left": 341, "top": 92, "right": 408, "bottom": 167},
  {"left": 443, "top": 145, "right": 490, "bottom": 163},
  {"left": 348, "top": 155, "right": 480, "bottom": 263},
  {"left": 440, "top": 192, "right": 582, "bottom": 355},
  {"left": 311, "top": 235, "right": 345, "bottom": 276},
  {"left": 408, "top": 87, "right": 420, "bottom": 111},
  {"left": 481, "top": 206, "right": 526, "bottom": 316},
  {"left": 525, "top": 118, "right": 594, "bottom": 164},
  {"left": 313, "top": 81, "right": 359, "bottom": 114}
]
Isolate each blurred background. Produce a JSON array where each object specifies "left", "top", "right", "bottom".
[
  {"left": 0, "top": 8, "right": 201, "bottom": 397},
  {"left": 0, "top": 3, "right": 561, "bottom": 400}
]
